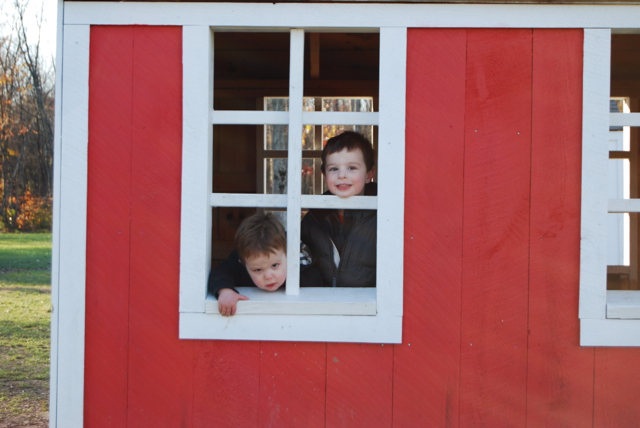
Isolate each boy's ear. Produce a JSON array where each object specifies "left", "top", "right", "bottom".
[{"left": 366, "top": 168, "right": 375, "bottom": 183}]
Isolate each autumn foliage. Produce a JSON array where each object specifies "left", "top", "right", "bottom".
[{"left": 0, "top": 1, "right": 54, "bottom": 231}]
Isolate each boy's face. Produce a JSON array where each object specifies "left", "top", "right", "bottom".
[
  {"left": 323, "top": 148, "right": 374, "bottom": 198},
  {"left": 244, "top": 249, "right": 287, "bottom": 291}
]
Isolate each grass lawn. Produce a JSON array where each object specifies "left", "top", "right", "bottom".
[{"left": 0, "top": 233, "right": 51, "bottom": 426}]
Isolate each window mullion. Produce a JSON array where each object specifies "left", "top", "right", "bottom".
[{"left": 286, "top": 29, "right": 305, "bottom": 296}]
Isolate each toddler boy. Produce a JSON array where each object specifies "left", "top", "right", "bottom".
[
  {"left": 208, "top": 212, "right": 319, "bottom": 316},
  {"left": 301, "top": 131, "right": 377, "bottom": 288}
]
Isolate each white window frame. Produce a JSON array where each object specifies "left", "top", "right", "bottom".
[
  {"left": 580, "top": 29, "right": 640, "bottom": 346},
  {"left": 179, "top": 26, "right": 406, "bottom": 343}
]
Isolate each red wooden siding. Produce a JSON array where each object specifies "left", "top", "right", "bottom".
[{"left": 84, "top": 26, "right": 640, "bottom": 427}]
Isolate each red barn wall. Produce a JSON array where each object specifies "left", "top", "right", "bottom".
[{"left": 84, "top": 26, "right": 640, "bottom": 427}]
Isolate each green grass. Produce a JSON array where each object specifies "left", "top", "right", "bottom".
[
  {"left": 0, "top": 233, "right": 51, "bottom": 419},
  {"left": 0, "top": 233, "right": 52, "bottom": 272}
]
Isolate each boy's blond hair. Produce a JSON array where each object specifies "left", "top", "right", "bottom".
[{"left": 235, "top": 213, "right": 286, "bottom": 263}]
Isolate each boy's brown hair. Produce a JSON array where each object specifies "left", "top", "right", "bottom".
[
  {"left": 321, "top": 131, "right": 375, "bottom": 174},
  {"left": 235, "top": 212, "right": 286, "bottom": 263}
]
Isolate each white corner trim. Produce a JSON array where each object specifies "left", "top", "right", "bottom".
[
  {"left": 53, "top": 23, "right": 90, "bottom": 428},
  {"left": 64, "top": 2, "right": 640, "bottom": 29},
  {"left": 579, "top": 28, "right": 610, "bottom": 320},
  {"left": 49, "top": 0, "right": 65, "bottom": 426}
]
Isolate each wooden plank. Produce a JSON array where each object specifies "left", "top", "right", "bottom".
[
  {"left": 610, "top": 112, "right": 640, "bottom": 126},
  {"left": 259, "top": 342, "right": 326, "bottom": 427},
  {"left": 64, "top": 3, "right": 640, "bottom": 30},
  {"left": 55, "top": 24, "right": 91, "bottom": 428},
  {"left": 125, "top": 26, "right": 194, "bottom": 426},
  {"left": 286, "top": 29, "right": 304, "bottom": 296},
  {"left": 180, "top": 25, "right": 213, "bottom": 313},
  {"left": 581, "top": 318, "right": 640, "bottom": 345},
  {"left": 376, "top": 27, "right": 406, "bottom": 317},
  {"left": 594, "top": 347, "right": 640, "bottom": 425},
  {"left": 393, "top": 28, "right": 466, "bottom": 428},
  {"left": 302, "top": 111, "right": 378, "bottom": 125},
  {"left": 310, "top": 33, "right": 320, "bottom": 79},
  {"left": 526, "top": 29, "right": 596, "bottom": 428},
  {"left": 204, "top": 287, "right": 376, "bottom": 315},
  {"left": 607, "top": 290, "right": 640, "bottom": 318},
  {"left": 608, "top": 198, "right": 640, "bottom": 212},
  {"left": 580, "top": 29, "right": 610, "bottom": 320},
  {"left": 84, "top": 25, "right": 133, "bottom": 427},
  {"left": 212, "top": 110, "right": 288, "bottom": 125},
  {"left": 192, "top": 340, "right": 261, "bottom": 428},
  {"left": 180, "top": 312, "right": 402, "bottom": 343},
  {"left": 459, "top": 29, "right": 532, "bottom": 427},
  {"left": 325, "top": 343, "right": 393, "bottom": 427}
]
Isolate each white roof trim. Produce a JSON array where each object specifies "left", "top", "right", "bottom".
[{"left": 65, "top": 2, "right": 640, "bottom": 29}]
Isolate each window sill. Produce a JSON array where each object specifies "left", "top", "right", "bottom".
[
  {"left": 205, "top": 287, "right": 377, "bottom": 316},
  {"left": 607, "top": 290, "right": 640, "bottom": 319}
]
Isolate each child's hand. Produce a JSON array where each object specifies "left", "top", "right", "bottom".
[{"left": 218, "top": 288, "right": 249, "bottom": 316}]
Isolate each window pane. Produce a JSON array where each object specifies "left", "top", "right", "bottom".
[
  {"left": 265, "top": 158, "right": 316, "bottom": 195},
  {"left": 322, "top": 97, "right": 374, "bottom": 146}
]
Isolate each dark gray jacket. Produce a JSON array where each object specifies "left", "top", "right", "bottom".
[{"left": 301, "top": 183, "right": 377, "bottom": 288}]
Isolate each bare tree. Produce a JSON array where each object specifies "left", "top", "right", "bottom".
[{"left": 0, "top": 0, "right": 54, "bottom": 230}]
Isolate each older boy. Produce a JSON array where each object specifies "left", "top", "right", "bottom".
[
  {"left": 301, "top": 131, "right": 377, "bottom": 288},
  {"left": 209, "top": 212, "right": 319, "bottom": 316}
]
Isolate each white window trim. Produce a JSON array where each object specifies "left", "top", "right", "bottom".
[
  {"left": 179, "top": 25, "right": 406, "bottom": 343},
  {"left": 579, "top": 29, "right": 640, "bottom": 347}
]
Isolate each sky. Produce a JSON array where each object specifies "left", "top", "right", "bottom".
[{"left": 4, "top": 0, "right": 58, "bottom": 64}]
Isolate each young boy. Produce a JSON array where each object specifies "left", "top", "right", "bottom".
[
  {"left": 301, "top": 131, "right": 377, "bottom": 288},
  {"left": 208, "top": 212, "right": 320, "bottom": 316}
]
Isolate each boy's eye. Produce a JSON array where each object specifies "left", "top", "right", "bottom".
[
  {"left": 271, "top": 263, "right": 279, "bottom": 268},
  {"left": 349, "top": 165, "right": 358, "bottom": 170},
  {"left": 253, "top": 268, "right": 261, "bottom": 273},
  {"left": 329, "top": 167, "right": 338, "bottom": 172}
]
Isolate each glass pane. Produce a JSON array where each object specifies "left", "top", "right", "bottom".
[
  {"left": 266, "top": 125, "right": 288, "bottom": 150},
  {"left": 265, "top": 158, "right": 317, "bottom": 195},
  {"left": 302, "top": 159, "right": 315, "bottom": 195},
  {"left": 322, "top": 98, "right": 374, "bottom": 146},
  {"left": 265, "top": 97, "right": 316, "bottom": 150},
  {"left": 265, "top": 158, "right": 288, "bottom": 194}
]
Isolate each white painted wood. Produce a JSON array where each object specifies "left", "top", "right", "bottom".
[
  {"left": 212, "top": 110, "right": 288, "bottom": 125},
  {"left": 66, "top": 3, "right": 640, "bottom": 29},
  {"left": 302, "top": 111, "right": 379, "bottom": 125},
  {"left": 579, "top": 29, "right": 610, "bottom": 320},
  {"left": 210, "top": 193, "right": 288, "bottom": 208},
  {"left": 581, "top": 318, "right": 640, "bottom": 346},
  {"left": 49, "top": 1, "right": 65, "bottom": 426},
  {"left": 180, "top": 26, "right": 213, "bottom": 313},
  {"left": 180, "top": 312, "right": 402, "bottom": 343},
  {"left": 286, "top": 29, "right": 304, "bottom": 297},
  {"left": 376, "top": 27, "right": 406, "bottom": 317},
  {"left": 607, "top": 290, "right": 640, "bottom": 319},
  {"left": 608, "top": 198, "right": 640, "bottom": 213},
  {"left": 610, "top": 112, "right": 640, "bottom": 127},
  {"left": 300, "top": 195, "right": 377, "bottom": 210},
  {"left": 55, "top": 24, "right": 90, "bottom": 428},
  {"left": 205, "top": 287, "right": 376, "bottom": 315}
]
